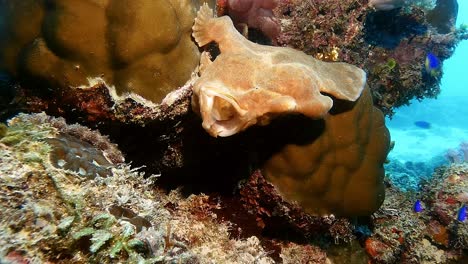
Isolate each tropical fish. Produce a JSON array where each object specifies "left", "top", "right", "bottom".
[
  {"left": 425, "top": 52, "right": 441, "bottom": 77},
  {"left": 414, "top": 121, "right": 431, "bottom": 129},
  {"left": 458, "top": 204, "right": 466, "bottom": 222},
  {"left": 413, "top": 200, "right": 423, "bottom": 212}
]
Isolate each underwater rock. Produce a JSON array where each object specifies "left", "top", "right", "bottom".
[
  {"left": 15, "top": 112, "right": 125, "bottom": 163},
  {"left": 0, "top": 0, "right": 206, "bottom": 103},
  {"left": 445, "top": 142, "right": 468, "bottom": 163},
  {"left": 192, "top": 4, "right": 366, "bottom": 137}
]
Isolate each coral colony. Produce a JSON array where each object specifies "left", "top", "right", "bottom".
[{"left": 0, "top": 1, "right": 467, "bottom": 263}]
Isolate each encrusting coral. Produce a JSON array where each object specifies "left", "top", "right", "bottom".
[
  {"left": 364, "top": 163, "right": 468, "bottom": 263},
  {"left": 191, "top": 3, "right": 366, "bottom": 137},
  {"left": 0, "top": 0, "right": 214, "bottom": 103},
  {"left": 0, "top": 112, "right": 277, "bottom": 263}
]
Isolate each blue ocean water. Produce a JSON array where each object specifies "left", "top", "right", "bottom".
[{"left": 385, "top": 1, "right": 468, "bottom": 189}]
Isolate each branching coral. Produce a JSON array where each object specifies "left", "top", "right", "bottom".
[{"left": 274, "top": 0, "right": 458, "bottom": 116}]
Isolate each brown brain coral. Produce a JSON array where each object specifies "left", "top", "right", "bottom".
[
  {"left": 0, "top": 0, "right": 214, "bottom": 103},
  {"left": 261, "top": 87, "right": 390, "bottom": 217}
]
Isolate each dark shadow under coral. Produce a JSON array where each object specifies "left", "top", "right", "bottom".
[{"left": 364, "top": 9, "right": 427, "bottom": 49}]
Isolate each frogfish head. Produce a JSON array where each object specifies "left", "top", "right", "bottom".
[{"left": 192, "top": 86, "right": 254, "bottom": 137}]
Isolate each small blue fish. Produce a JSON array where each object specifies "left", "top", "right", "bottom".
[
  {"left": 414, "top": 121, "right": 431, "bottom": 129},
  {"left": 458, "top": 204, "right": 466, "bottom": 222},
  {"left": 414, "top": 200, "right": 423, "bottom": 213},
  {"left": 425, "top": 52, "right": 441, "bottom": 77}
]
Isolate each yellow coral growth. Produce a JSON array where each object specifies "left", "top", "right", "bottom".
[
  {"left": 0, "top": 0, "right": 211, "bottom": 102},
  {"left": 262, "top": 87, "right": 390, "bottom": 217}
]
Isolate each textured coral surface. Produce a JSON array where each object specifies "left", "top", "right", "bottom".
[
  {"left": 365, "top": 163, "right": 468, "bottom": 263},
  {"left": 0, "top": 0, "right": 201, "bottom": 103},
  {"left": 0, "top": 113, "right": 278, "bottom": 263},
  {"left": 262, "top": 87, "right": 390, "bottom": 217},
  {"left": 274, "top": 0, "right": 463, "bottom": 116}
]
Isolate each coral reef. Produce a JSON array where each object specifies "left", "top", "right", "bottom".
[
  {"left": 275, "top": 0, "right": 369, "bottom": 61},
  {"left": 5, "top": 79, "right": 194, "bottom": 174},
  {"left": 1, "top": 112, "right": 383, "bottom": 263},
  {"left": 261, "top": 87, "right": 390, "bottom": 217},
  {"left": 274, "top": 0, "right": 464, "bottom": 116},
  {"left": 384, "top": 156, "right": 446, "bottom": 191},
  {"left": 0, "top": 1, "right": 467, "bottom": 263},
  {"left": 369, "top": 0, "right": 437, "bottom": 11},
  {"left": 0, "top": 0, "right": 204, "bottom": 103},
  {"left": 426, "top": 0, "right": 458, "bottom": 34},
  {"left": 364, "top": 162, "right": 468, "bottom": 263},
  {"left": 0, "top": 113, "right": 278, "bottom": 263},
  {"left": 192, "top": 4, "right": 366, "bottom": 137},
  {"left": 0, "top": 0, "right": 463, "bottom": 179},
  {"left": 235, "top": 170, "right": 357, "bottom": 241},
  {"left": 279, "top": 243, "right": 328, "bottom": 263},
  {"left": 1, "top": 111, "right": 466, "bottom": 263}
]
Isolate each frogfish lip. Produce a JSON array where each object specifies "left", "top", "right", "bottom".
[{"left": 198, "top": 88, "right": 248, "bottom": 137}]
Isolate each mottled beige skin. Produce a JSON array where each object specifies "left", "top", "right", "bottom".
[{"left": 192, "top": 4, "right": 367, "bottom": 137}]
